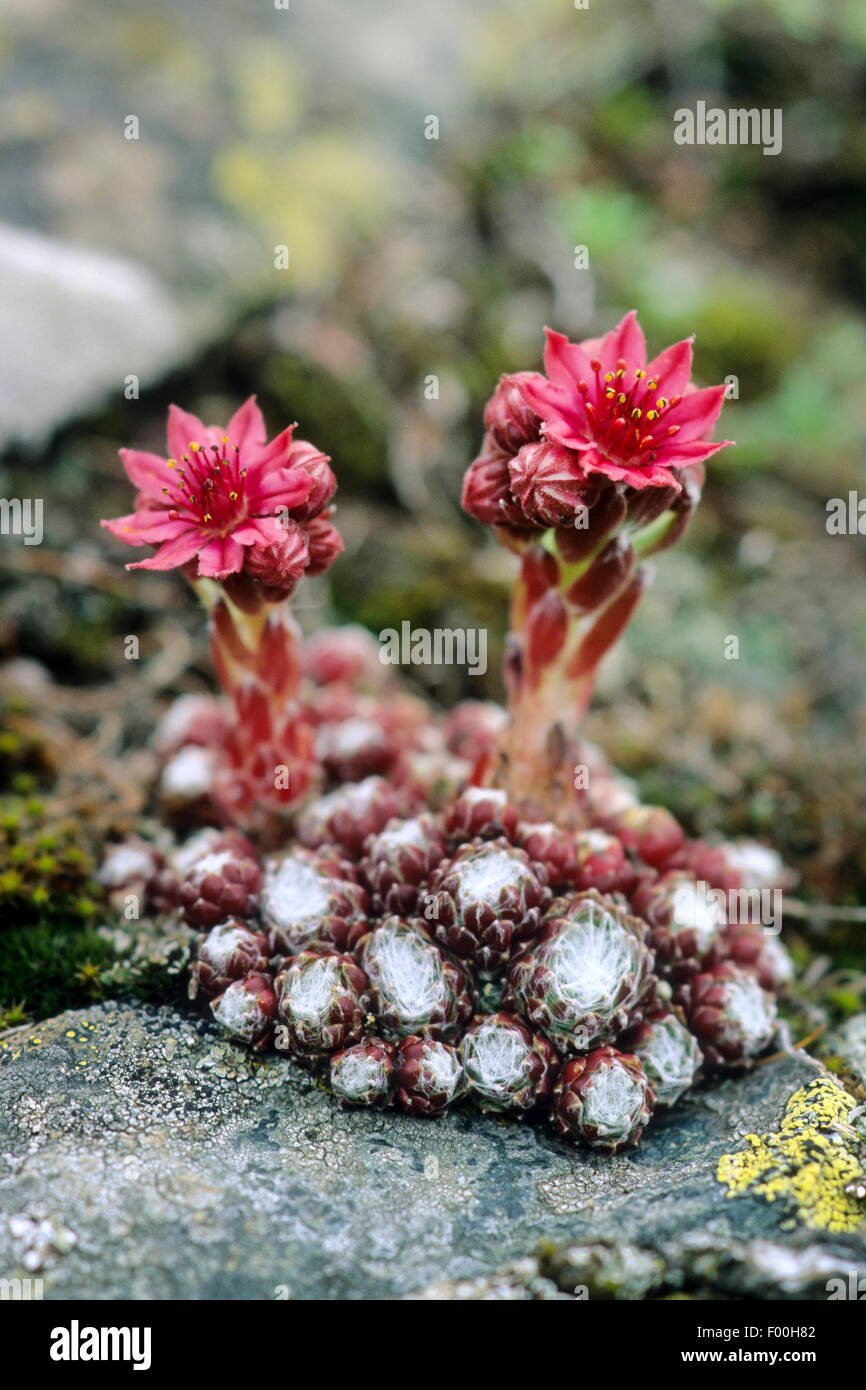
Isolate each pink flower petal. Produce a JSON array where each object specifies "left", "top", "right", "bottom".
[
  {"left": 247, "top": 426, "right": 297, "bottom": 471},
  {"left": 166, "top": 405, "right": 210, "bottom": 462},
  {"left": 601, "top": 311, "right": 646, "bottom": 370},
  {"left": 644, "top": 337, "right": 694, "bottom": 395},
  {"left": 102, "top": 511, "right": 189, "bottom": 546},
  {"left": 650, "top": 438, "right": 733, "bottom": 466},
  {"left": 197, "top": 534, "right": 246, "bottom": 579},
  {"left": 662, "top": 384, "right": 726, "bottom": 441},
  {"left": 542, "top": 330, "right": 594, "bottom": 389},
  {"left": 127, "top": 528, "right": 205, "bottom": 571},
  {"left": 521, "top": 378, "right": 591, "bottom": 441},
  {"left": 231, "top": 516, "right": 285, "bottom": 546},
  {"left": 118, "top": 449, "right": 175, "bottom": 500},
  {"left": 226, "top": 396, "right": 267, "bottom": 452},
  {"left": 246, "top": 467, "right": 312, "bottom": 510},
  {"left": 580, "top": 451, "right": 681, "bottom": 491}
]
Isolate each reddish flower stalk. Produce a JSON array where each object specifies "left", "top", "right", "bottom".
[
  {"left": 102, "top": 397, "right": 342, "bottom": 829},
  {"left": 463, "top": 312, "right": 731, "bottom": 816}
]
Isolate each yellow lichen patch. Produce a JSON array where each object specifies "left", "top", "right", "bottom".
[{"left": 717, "top": 1078, "right": 865, "bottom": 1233}]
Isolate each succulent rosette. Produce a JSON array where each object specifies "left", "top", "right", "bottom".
[
  {"left": 210, "top": 973, "right": 277, "bottom": 1051},
  {"left": 274, "top": 948, "right": 371, "bottom": 1055},
  {"left": 620, "top": 1009, "right": 703, "bottom": 1108},
  {"left": 392, "top": 747, "right": 472, "bottom": 812},
  {"left": 395, "top": 1036, "right": 465, "bottom": 1116},
  {"left": 676, "top": 962, "right": 777, "bottom": 1070},
  {"left": 505, "top": 889, "right": 655, "bottom": 1053},
  {"left": 355, "top": 916, "right": 474, "bottom": 1041},
  {"left": 721, "top": 924, "right": 794, "bottom": 993},
  {"left": 189, "top": 921, "right": 271, "bottom": 1000},
  {"left": 572, "top": 829, "right": 635, "bottom": 895},
  {"left": 516, "top": 822, "right": 582, "bottom": 889},
  {"left": 442, "top": 701, "right": 509, "bottom": 765},
  {"left": 328, "top": 1040, "right": 397, "bottom": 1108},
  {"left": 460, "top": 1011, "right": 558, "bottom": 1115},
  {"left": 595, "top": 803, "right": 684, "bottom": 869},
  {"left": 176, "top": 843, "right": 262, "bottom": 928},
  {"left": 426, "top": 838, "right": 552, "bottom": 974},
  {"left": 631, "top": 870, "right": 726, "bottom": 983},
  {"left": 315, "top": 714, "right": 395, "bottom": 784},
  {"left": 550, "top": 1046, "right": 655, "bottom": 1152},
  {"left": 302, "top": 624, "right": 391, "bottom": 691},
  {"left": 360, "top": 814, "right": 448, "bottom": 916},
  {"left": 297, "top": 776, "right": 411, "bottom": 860},
  {"left": 97, "top": 837, "right": 165, "bottom": 912},
  {"left": 259, "top": 846, "right": 369, "bottom": 955},
  {"left": 444, "top": 786, "right": 519, "bottom": 844}
]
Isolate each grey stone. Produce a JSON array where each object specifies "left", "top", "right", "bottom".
[
  {"left": 0, "top": 223, "right": 190, "bottom": 448},
  {"left": 827, "top": 1012, "right": 866, "bottom": 1089},
  {"left": 0, "top": 1002, "right": 863, "bottom": 1300}
]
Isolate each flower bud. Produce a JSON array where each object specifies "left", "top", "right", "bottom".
[
  {"left": 287, "top": 443, "right": 337, "bottom": 522},
  {"left": 303, "top": 510, "right": 345, "bottom": 576},
  {"left": 461, "top": 439, "right": 526, "bottom": 527},
  {"left": 241, "top": 519, "right": 309, "bottom": 600},
  {"left": 508, "top": 440, "right": 594, "bottom": 528},
  {"left": 483, "top": 372, "right": 542, "bottom": 454}
]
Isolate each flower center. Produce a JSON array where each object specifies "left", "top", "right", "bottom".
[
  {"left": 161, "top": 437, "right": 249, "bottom": 533},
  {"left": 577, "top": 358, "right": 682, "bottom": 465}
]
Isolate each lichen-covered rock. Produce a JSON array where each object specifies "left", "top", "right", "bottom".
[{"left": 0, "top": 1004, "right": 861, "bottom": 1300}]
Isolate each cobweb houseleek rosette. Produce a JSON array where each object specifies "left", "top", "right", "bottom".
[
  {"left": 462, "top": 312, "right": 731, "bottom": 815},
  {"left": 101, "top": 396, "right": 342, "bottom": 829}
]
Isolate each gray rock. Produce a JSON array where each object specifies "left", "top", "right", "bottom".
[
  {"left": 0, "top": 223, "right": 190, "bottom": 448},
  {"left": 0, "top": 1002, "right": 863, "bottom": 1300},
  {"left": 826, "top": 1012, "right": 866, "bottom": 1089}
]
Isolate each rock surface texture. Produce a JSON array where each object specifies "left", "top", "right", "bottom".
[{"left": 1, "top": 1002, "right": 864, "bottom": 1298}]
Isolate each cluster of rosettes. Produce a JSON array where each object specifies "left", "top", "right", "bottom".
[{"left": 106, "top": 707, "right": 793, "bottom": 1153}]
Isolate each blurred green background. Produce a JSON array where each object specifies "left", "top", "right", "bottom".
[{"left": 0, "top": 0, "right": 864, "bottom": 1022}]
